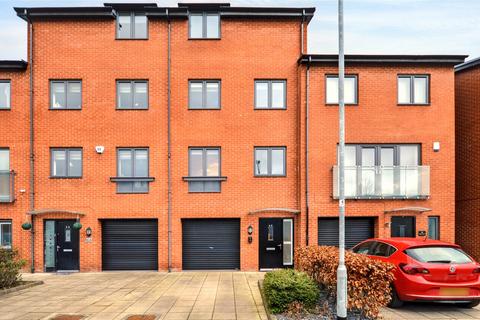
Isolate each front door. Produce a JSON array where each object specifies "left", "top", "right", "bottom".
[
  {"left": 391, "top": 216, "right": 415, "bottom": 237},
  {"left": 259, "top": 218, "right": 293, "bottom": 269},
  {"left": 44, "top": 220, "right": 79, "bottom": 271}
]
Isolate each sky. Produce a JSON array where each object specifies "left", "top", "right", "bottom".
[{"left": 0, "top": 0, "right": 479, "bottom": 61}]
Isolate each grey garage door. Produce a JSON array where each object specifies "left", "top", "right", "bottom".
[
  {"left": 102, "top": 219, "right": 158, "bottom": 271},
  {"left": 318, "top": 217, "right": 374, "bottom": 249},
  {"left": 182, "top": 219, "right": 240, "bottom": 270}
]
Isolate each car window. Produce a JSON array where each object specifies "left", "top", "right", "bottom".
[
  {"left": 405, "top": 246, "right": 473, "bottom": 264},
  {"left": 352, "top": 241, "right": 374, "bottom": 255},
  {"left": 371, "top": 242, "right": 396, "bottom": 257}
]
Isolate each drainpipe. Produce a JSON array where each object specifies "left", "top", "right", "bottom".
[
  {"left": 305, "top": 56, "right": 311, "bottom": 246},
  {"left": 166, "top": 9, "right": 172, "bottom": 273},
  {"left": 300, "top": 10, "right": 305, "bottom": 54},
  {"left": 27, "top": 11, "right": 35, "bottom": 273}
]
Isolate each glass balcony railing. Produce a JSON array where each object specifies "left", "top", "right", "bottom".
[
  {"left": 332, "top": 166, "right": 430, "bottom": 199},
  {"left": 0, "top": 171, "right": 15, "bottom": 203}
]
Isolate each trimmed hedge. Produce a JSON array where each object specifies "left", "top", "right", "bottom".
[
  {"left": 0, "top": 249, "right": 25, "bottom": 289},
  {"left": 263, "top": 269, "right": 320, "bottom": 314},
  {"left": 296, "top": 246, "right": 395, "bottom": 318}
]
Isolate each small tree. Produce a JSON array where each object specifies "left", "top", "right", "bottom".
[{"left": 0, "top": 248, "right": 26, "bottom": 289}]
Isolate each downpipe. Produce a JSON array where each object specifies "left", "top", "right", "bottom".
[{"left": 27, "top": 12, "right": 35, "bottom": 274}]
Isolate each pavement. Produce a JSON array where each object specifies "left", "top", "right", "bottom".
[{"left": 0, "top": 271, "right": 479, "bottom": 320}]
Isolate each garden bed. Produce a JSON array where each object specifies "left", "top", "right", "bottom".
[
  {"left": 259, "top": 279, "right": 370, "bottom": 320},
  {"left": 0, "top": 280, "right": 43, "bottom": 297}
]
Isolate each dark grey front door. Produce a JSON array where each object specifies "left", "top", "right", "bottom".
[
  {"left": 259, "top": 218, "right": 294, "bottom": 269},
  {"left": 391, "top": 216, "right": 416, "bottom": 237},
  {"left": 44, "top": 220, "right": 79, "bottom": 271}
]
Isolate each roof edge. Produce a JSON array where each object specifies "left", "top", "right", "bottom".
[
  {"left": 0, "top": 60, "right": 28, "bottom": 71},
  {"left": 299, "top": 54, "right": 468, "bottom": 65},
  {"left": 455, "top": 56, "right": 480, "bottom": 72}
]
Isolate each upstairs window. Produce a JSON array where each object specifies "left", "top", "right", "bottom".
[
  {"left": 254, "top": 147, "right": 286, "bottom": 177},
  {"left": 50, "top": 81, "right": 82, "bottom": 110},
  {"left": 255, "top": 80, "right": 286, "bottom": 109},
  {"left": 117, "top": 12, "right": 148, "bottom": 39},
  {"left": 189, "top": 80, "right": 221, "bottom": 109},
  {"left": 398, "top": 75, "right": 429, "bottom": 105},
  {"left": 187, "top": 148, "right": 224, "bottom": 192},
  {"left": 117, "top": 80, "right": 148, "bottom": 109},
  {"left": 116, "top": 148, "right": 150, "bottom": 193},
  {"left": 51, "top": 148, "right": 82, "bottom": 178},
  {"left": 0, "top": 81, "right": 10, "bottom": 109},
  {"left": 326, "top": 75, "right": 358, "bottom": 105},
  {"left": 189, "top": 13, "right": 220, "bottom": 39}
]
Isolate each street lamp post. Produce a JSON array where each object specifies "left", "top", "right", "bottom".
[{"left": 336, "top": 0, "right": 348, "bottom": 319}]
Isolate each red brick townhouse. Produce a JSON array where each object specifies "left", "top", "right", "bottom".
[
  {"left": 455, "top": 57, "right": 480, "bottom": 260},
  {"left": 0, "top": 2, "right": 465, "bottom": 272}
]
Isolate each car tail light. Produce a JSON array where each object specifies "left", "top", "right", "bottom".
[{"left": 399, "top": 263, "right": 430, "bottom": 275}]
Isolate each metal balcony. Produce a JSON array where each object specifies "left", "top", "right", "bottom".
[
  {"left": 0, "top": 171, "right": 15, "bottom": 203},
  {"left": 332, "top": 166, "right": 430, "bottom": 199}
]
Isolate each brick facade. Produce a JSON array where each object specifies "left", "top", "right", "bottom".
[
  {"left": 0, "top": 3, "right": 461, "bottom": 272},
  {"left": 455, "top": 61, "right": 480, "bottom": 260}
]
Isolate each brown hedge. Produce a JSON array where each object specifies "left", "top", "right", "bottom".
[{"left": 295, "top": 246, "right": 395, "bottom": 319}]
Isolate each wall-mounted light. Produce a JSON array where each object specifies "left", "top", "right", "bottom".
[
  {"left": 95, "top": 146, "right": 105, "bottom": 154},
  {"left": 433, "top": 141, "right": 440, "bottom": 152},
  {"left": 86, "top": 227, "right": 92, "bottom": 237},
  {"left": 247, "top": 225, "right": 253, "bottom": 235}
]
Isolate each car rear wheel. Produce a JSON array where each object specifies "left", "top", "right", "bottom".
[
  {"left": 458, "top": 301, "right": 480, "bottom": 308},
  {"left": 388, "top": 286, "right": 404, "bottom": 308}
]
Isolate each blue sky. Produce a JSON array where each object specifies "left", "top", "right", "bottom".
[{"left": 1, "top": 0, "right": 479, "bottom": 61}]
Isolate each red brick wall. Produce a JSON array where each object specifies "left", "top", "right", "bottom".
[
  {"left": 456, "top": 65, "right": 480, "bottom": 260},
  {"left": 0, "top": 14, "right": 457, "bottom": 272},
  {"left": 0, "top": 68, "right": 30, "bottom": 267},
  {"left": 301, "top": 63, "right": 456, "bottom": 245}
]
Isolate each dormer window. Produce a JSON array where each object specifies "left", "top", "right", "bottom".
[
  {"left": 117, "top": 12, "right": 148, "bottom": 39},
  {"left": 189, "top": 13, "right": 220, "bottom": 39}
]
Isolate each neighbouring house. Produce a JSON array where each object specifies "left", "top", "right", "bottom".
[
  {"left": 0, "top": 2, "right": 465, "bottom": 272},
  {"left": 455, "top": 57, "right": 480, "bottom": 260}
]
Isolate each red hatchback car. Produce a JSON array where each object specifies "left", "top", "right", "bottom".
[{"left": 352, "top": 238, "right": 480, "bottom": 308}]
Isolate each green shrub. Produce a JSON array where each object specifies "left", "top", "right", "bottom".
[
  {"left": 263, "top": 269, "right": 320, "bottom": 314},
  {"left": 0, "top": 248, "right": 26, "bottom": 289}
]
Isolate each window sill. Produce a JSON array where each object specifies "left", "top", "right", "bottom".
[
  {"left": 115, "top": 38, "right": 149, "bottom": 41},
  {"left": 116, "top": 108, "right": 149, "bottom": 111},
  {"left": 253, "top": 107, "right": 287, "bottom": 110},
  {"left": 182, "top": 176, "right": 227, "bottom": 182},
  {"left": 188, "top": 37, "right": 221, "bottom": 40},
  {"left": 188, "top": 107, "right": 222, "bottom": 110},
  {"left": 49, "top": 108, "right": 82, "bottom": 111},
  {"left": 110, "top": 177, "right": 155, "bottom": 182},
  {"left": 254, "top": 175, "right": 287, "bottom": 178},
  {"left": 49, "top": 176, "right": 82, "bottom": 179},
  {"left": 397, "top": 104, "right": 430, "bottom": 107},
  {"left": 332, "top": 195, "right": 429, "bottom": 200},
  {"left": 325, "top": 103, "right": 358, "bottom": 106},
  {"left": 0, "top": 108, "right": 11, "bottom": 111}
]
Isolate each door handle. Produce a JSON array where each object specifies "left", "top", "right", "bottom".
[
  {"left": 56, "top": 245, "right": 60, "bottom": 252},
  {"left": 277, "top": 244, "right": 282, "bottom": 250}
]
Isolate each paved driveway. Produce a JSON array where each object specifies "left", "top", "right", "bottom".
[
  {"left": 0, "top": 272, "right": 267, "bottom": 320},
  {"left": 1, "top": 272, "right": 480, "bottom": 320}
]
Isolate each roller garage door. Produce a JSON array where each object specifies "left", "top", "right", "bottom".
[
  {"left": 182, "top": 219, "right": 240, "bottom": 270},
  {"left": 102, "top": 219, "right": 158, "bottom": 270},
  {"left": 318, "top": 217, "right": 374, "bottom": 249}
]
